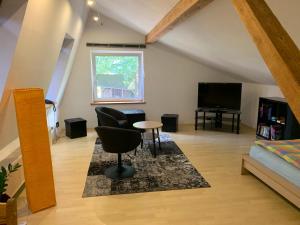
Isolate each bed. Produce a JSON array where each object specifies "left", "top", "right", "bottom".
[{"left": 242, "top": 140, "right": 300, "bottom": 208}]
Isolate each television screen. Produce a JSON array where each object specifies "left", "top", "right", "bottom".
[{"left": 198, "top": 83, "right": 242, "bottom": 110}]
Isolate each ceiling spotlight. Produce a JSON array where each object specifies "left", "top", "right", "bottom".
[
  {"left": 93, "top": 16, "right": 99, "bottom": 22},
  {"left": 87, "top": 0, "right": 94, "bottom": 6}
]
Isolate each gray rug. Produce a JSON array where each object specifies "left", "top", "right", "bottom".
[{"left": 82, "top": 134, "right": 210, "bottom": 197}]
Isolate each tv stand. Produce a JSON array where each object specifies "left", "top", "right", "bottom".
[{"left": 195, "top": 107, "right": 241, "bottom": 134}]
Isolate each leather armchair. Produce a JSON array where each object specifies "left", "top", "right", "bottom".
[
  {"left": 95, "top": 126, "right": 141, "bottom": 179},
  {"left": 95, "top": 107, "right": 129, "bottom": 128}
]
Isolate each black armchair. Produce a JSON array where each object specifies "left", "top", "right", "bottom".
[
  {"left": 95, "top": 126, "right": 141, "bottom": 179},
  {"left": 95, "top": 107, "right": 129, "bottom": 128}
]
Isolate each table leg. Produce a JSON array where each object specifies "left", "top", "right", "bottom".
[
  {"left": 215, "top": 112, "right": 223, "bottom": 128},
  {"left": 152, "top": 129, "right": 156, "bottom": 158},
  {"left": 215, "top": 112, "right": 221, "bottom": 128},
  {"left": 237, "top": 114, "right": 240, "bottom": 134},
  {"left": 232, "top": 114, "right": 235, "bottom": 132},
  {"left": 220, "top": 112, "right": 223, "bottom": 128},
  {"left": 141, "top": 132, "right": 144, "bottom": 149},
  {"left": 203, "top": 112, "right": 206, "bottom": 130},
  {"left": 157, "top": 128, "right": 161, "bottom": 150},
  {"left": 195, "top": 111, "right": 198, "bottom": 130},
  {"left": 141, "top": 139, "right": 143, "bottom": 149}
]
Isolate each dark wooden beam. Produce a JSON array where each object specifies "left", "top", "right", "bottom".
[
  {"left": 146, "top": 0, "right": 214, "bottom": 43},
  {"left": 232, "top": 0, "right": 300, "bottom": 122}
]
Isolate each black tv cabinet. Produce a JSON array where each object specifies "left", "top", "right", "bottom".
[
  {"left": 195, "top": 107, "right": 241, "bottom": 134},
  {"left": 256, "top": 97, "right": 300, "bottom": 140}
]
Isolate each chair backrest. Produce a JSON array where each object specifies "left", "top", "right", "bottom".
[
  {"left": 95, "top": 126, "right": 141, "bottom": 154},
  {"left": 96, "top": 107, "right": 127, "bottom": 120},
  {"left": 95, "top": 108, "right": 119, "bottom": 127}
]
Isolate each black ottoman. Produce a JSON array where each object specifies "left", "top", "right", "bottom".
[
  {"left": 161, "top": 114, "right": 178, "bottom": 132},
  {"left": 64, "top": 118, "right": 87, "bottom": 139},
  {"left": 120, "top": 109, "right": 146, "bottom": 128}
]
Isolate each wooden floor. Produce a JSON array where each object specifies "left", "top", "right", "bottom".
[{"left": 20, "top": 125, "right": 300, "bottom": 225}]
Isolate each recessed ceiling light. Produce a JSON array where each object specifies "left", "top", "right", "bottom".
[
  {"left": 87, "top": 0, "right": 94, "bottom": 6},
  {"left": 93, "top": 16, "right": 99, "bottom": 22}
]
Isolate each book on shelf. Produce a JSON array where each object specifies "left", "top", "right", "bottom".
[
  {"left": 270, "top": 125, "right": 283, "bottom": 140},
  {"left": 257, "top": 123, "right": 270, "bottom": 139},
  {"left": 257, "top": 123, "right": 283, "bottom": 140}
]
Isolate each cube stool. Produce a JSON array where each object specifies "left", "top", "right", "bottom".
[
  {"left": 161, "top": 114, "right": 178, "bottom": 132},
  {"left": 64, "top": 118, "right": 87, "bottom": 139},
  {"left": 120, "top": 109, "right": 146, "bottom": 128}
]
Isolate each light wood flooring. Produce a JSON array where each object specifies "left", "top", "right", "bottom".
[{"left": 20, "top": 125, "right": 300, "bottom": 225}]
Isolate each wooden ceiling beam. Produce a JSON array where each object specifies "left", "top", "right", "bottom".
[
  {"left": 232, "top": 0, "right": 300, "bottom": 122},
  {"left": 145, "top": 0, "right": 214, "bottom": 44}
]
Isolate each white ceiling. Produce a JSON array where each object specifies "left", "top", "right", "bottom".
[
  {"left": 94, "top": 0, "right": 178, "bottom": 34},
  {"left": 94, "top": 0, "right": 300, "bottom": 84}
]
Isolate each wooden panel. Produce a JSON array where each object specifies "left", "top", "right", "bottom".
[
  {"left": 0, "top": 203, "right": 6, "bottom": 219},
  {"left": 0, "top": 199, "right": 17, "bottom": 225},
  {"left": 13, "top": 88, "right": 56, "bottom": 213},
  {"left": 146, "top": 0, "right": 213, "bottom": 43},
  {"left": 232, "top": 0, "right": 300, "bottom": 123}
]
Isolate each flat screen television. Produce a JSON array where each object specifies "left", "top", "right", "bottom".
[{"left": 198, "top": 83, "right": 242, "bottom": 110}]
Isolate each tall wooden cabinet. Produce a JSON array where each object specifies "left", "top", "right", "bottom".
[{"left": 256, "top": 97, "right": 300, "bottom": 140}]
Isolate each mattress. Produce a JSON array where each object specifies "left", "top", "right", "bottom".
[{"left": 249, "top": 144, "right": 300, "bottom": 187}]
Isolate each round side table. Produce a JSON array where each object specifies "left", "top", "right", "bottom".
[{"left": 133, "top": 121, "right": 162, "bottom": 158}]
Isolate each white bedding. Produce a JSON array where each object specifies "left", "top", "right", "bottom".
[{"left": 249, "top": 144, "right": 300, "bottom": 187}]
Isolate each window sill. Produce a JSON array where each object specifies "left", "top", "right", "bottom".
[{"left": 91, "top": 100, "right": 146, "bottom": 105}]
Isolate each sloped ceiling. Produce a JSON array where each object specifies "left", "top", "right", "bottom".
[
  {"left": 94, "top": 0, "right": 300, "bottom": 84},
  {"left": 0, "top": 0, "right": 27, "bottom": 25},
  {"left": 93, "top": 0, "right": 178, "bottom": 34}
]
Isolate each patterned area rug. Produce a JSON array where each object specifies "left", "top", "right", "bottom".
[{"left": 82, "top": 134, "right": 210, "bottom": 197}]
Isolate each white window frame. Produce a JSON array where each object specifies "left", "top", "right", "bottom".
[{"left": 90, "top": 50, "right": 145, "bottom": 104}]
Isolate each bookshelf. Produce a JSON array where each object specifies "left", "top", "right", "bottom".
[{"left": 256, "top": 97, "right": 300, "bottom": 140}]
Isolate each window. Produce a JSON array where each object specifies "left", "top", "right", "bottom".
[{"left": 91, "top": 50, "right": 144, "bottom": 103}]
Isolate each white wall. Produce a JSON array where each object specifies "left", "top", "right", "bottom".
[
  {"left": 0, "top": 3, "right": 27, "bottom": 100},
  {"left": 241, "top": 83, "right": 283, "bottom": 128},
  {"left": 0, "top": 0, "right": 88, "bottom": 150},
  {"left": 60, "top": 13, "right": 239, "bottom": 128},
  {"left": 47, "top": 37, "right": 74, "bottom": 102}
]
